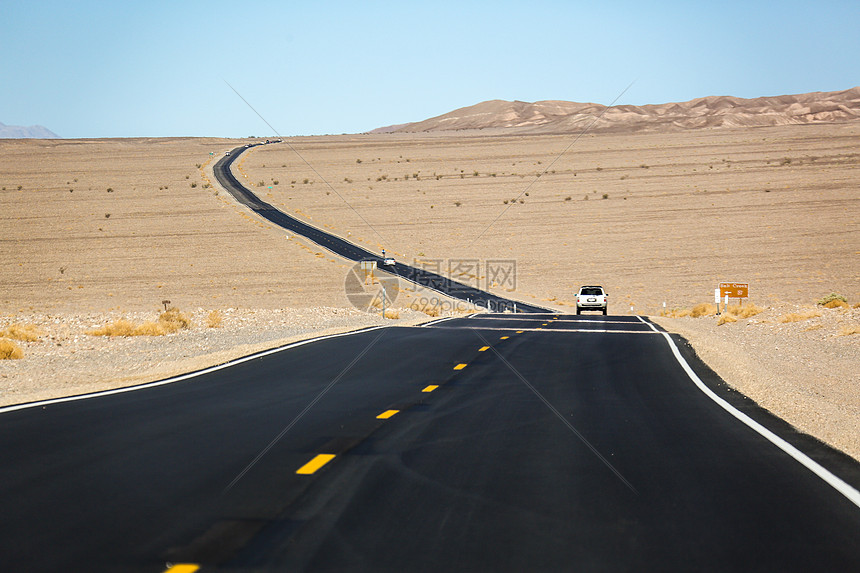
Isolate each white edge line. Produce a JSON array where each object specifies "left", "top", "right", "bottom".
[
  {"left": 420, "top": 315, "right": 462, "bottom": 327},
  {"left": 637, "top": 315, "right": 860, "bottom": 509},
  {"left": 0, "top": 325, "right": 388, "bottom": 415}
]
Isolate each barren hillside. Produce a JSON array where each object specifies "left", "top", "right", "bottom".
[{"left": 377, "top": 87, "right": 860, "bottom": 134}]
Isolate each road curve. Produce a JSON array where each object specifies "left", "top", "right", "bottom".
[
  {"left": 212, "top": 143, "right": 549, "bottom": 313},
  {"left": 1, "top": 315, "right": 858, "bottom": 571}
]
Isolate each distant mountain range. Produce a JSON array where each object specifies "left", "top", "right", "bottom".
[
  {"left": 373, "top": 87, "right": 860, "bottom": 134},
  {"left": 0, "top": 122, "right": 60, "bottom": 139}
]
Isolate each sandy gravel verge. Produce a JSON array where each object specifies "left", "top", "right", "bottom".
[
  {"left": 653, "top": 303, "right": 859, "bottom": 461},
  {"left": 0, "top": 307, "right": 437, "bottom": 407}
]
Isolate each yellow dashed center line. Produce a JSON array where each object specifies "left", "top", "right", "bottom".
[
  {"left": 163, "top": 565, "right": 199, "bottom": 573},
  {"left": 478, "top": 346, "right": 490, "bottom": 352},
  {"left": 500, "top": 336, "right": 509, "bottom": 340},
  {"left": 377, "top": 409, "right": 399, "bottom": 419},
  {"left": 296, "top": 453, "right": 336, "bottom": 475},
  {"left": 454, "top": 363, "right": 468, "bottom": 370},
  {"left": 422, "top": 385, "right": 439, "bottom": 392},
  {"left": 516, "top": 330, "right": 524, "bottom": 333}
]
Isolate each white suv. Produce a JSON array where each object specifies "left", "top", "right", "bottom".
[{"left": 576, "top": 285, "right": 608, "bottom": 315}]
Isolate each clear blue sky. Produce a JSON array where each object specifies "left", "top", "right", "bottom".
[{"left": 3, "top": 0, "right": 858, "bottom": 138}]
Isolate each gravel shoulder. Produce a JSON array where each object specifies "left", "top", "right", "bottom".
[{"left": 652, "top": 304, "right": 859, "bottom": 461}]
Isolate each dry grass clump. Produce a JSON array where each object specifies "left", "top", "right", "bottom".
[
  {"left": 410, "top": 303, "right": 440, "bottom": 317},
  {"left": 717, "top": 314, "right": 738, "bottom": 326},
  {"left": 838, "top": 325, "right": 860, "bottom": 336},
  {"left": 207, "top": 310, "right": 223, "bottom": 328},
  {"left": 0, "top": 339, "right": 24, "bottom": 360},
  {"left": 383, "top": 309, "right": 400, "bottom": 319},
  {"left": 779, "top": 310, "right": 821, "bottom": 323},
  {"left": 0, "top": 323, "right": 42, "bottom": 342},
  {"left": 88, "top": 308, "right": 192, "bottom": 337},
  {"left": 690, "top": 303, "right": 718, "bottom": 318},
  {"left": 725, "top": 304, "right": 764, "bottom": 318},
  {"left": 822, "top": 299, "right": 850, "bottom": 309}
]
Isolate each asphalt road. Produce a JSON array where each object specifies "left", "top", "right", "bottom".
[
  {"left": 1, "top": 315, "right": 859, "bottom": 572},
  {"left": 212, "top": 144, "right": 548, "bottom": 313}
]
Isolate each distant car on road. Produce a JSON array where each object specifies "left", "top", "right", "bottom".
[
  {"left": 383, "top": 257, "right": 396, "bottom": 266},
  {"left": 576, "top": 285, "right": 608, "bottom": 315}
]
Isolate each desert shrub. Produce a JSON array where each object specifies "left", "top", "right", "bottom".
[
  {"left": 717, "top": 314, "right": 737, "bottom": 326},
  {"left": 207, "top": 310, "right": 223, "bottom": 328},
  {"left": 690, "top": 303, "right": 718, "bottom": 318},
  {"left": 88, "top": 308, "right": 191, "bottom": 337},
  {"left": 823, "top": 299, "right": 849, "bottom": 309},
  {"left": 88, "top": 319, "right": 138, "bottom": 336},
  {"left": 1, "top": 323, "right": 42, "bottom": 342},
  {"left": 817, "top": 293, "right": 848, "bottom": 306},
  {"left": 726, "top": 304, "right": 764, "bottom": 318},
  {"left": 410, "top": 302, "right": 439, "bottom": 317},
  {"left": 383, "top": 309, "right": 400, "bottom": 319},
  {"left": 0, "top": 339, "right": 24, "bottom": 360},
  {"left": 602, "top": 193, "right": 609, "bottom": 200},
  {"left": 779, "top": 310, "right": 820, "bottom": 323},
  {"left": 158, "top": 307, "right": 192, "bottom": 332}
]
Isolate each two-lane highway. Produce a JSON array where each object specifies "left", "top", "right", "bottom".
[{"left": 1, "top": 314, "right": 859, "bottom": 571}]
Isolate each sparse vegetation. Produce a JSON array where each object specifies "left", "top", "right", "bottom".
[
  {"left": 817, "top": 293, "right": 848, "bottom": 307},
  {"left": 838, "top": 325, "right": 860, "bottom": 336},
  {"left": 725, "top": 304, "right": 764, "bottom": 318},
  {"left": 717, "top": 314, "right": 737, "bottom": 325},
  {"left": 207, "top": 310, "right": 222, "bottom": 328},
  {"left": 190, "top": 182, "right": 197, "bottom": 188},
  {"left": 0, "top": 339, "right": 24, "bottom": 360},
  {"left": 779, "top": 310, "right": 821, "bottom": 323},
  {"left": 1, "top": 323, "right": 42, "bottom": 342},
  {"left": 602, "top": 193, "right": 609, "bottom": 200},
  {"left": 87, "top": 307, "right": 192, "bottom": 337}
]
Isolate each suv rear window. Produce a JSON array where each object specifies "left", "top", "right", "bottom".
[{"left": 580, "top": 287, "right": 603, "bottom": 296}]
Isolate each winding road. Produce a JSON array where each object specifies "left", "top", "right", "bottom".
[{"left": 213, "top": 143, "right": 548, "bottom": 313}]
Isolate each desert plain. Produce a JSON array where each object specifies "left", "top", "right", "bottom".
[{"left": 1, "top": 123, "right": 858, "bottom": 458}]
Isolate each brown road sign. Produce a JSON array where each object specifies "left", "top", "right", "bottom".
[{"left": 720, "top": 283, "right": 749, "bottom": 298}]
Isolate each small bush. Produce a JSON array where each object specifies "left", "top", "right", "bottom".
[
  {"left": 602, "top": 193, "right": 609, "bottom": 200},
  {"left": 823, "top": 299, "right": 849, "bottom": 309},
  {"left": 717, "top": 314, "right": 737, "bottom": 326},
  {"left": 1, "top": 323, "right": 42, "bottom": 342},
  {"left": 690, "top": 303, "right": 718, "bottom": 318},
  {"left": 0, "top": 339, "right": 24, "bottom": 360},
  {"left": 207, "top": 310, "right": 223, "bottom": 328},
  {"left": 779, "top": 310, "right": 820, "bottom": 323},
  {"left": 190, "top": 182, "right": 197, "bottom": 188},
  {"left": 383, "top": 309, "right": 400, "bottom": 319},
  {"left": 88, "top": 308, "right": 192, "bottom": 337},
  {"left": 726, "top": 304, "right": 764, "bottom": 318},
  {"left": 817, "top": 293, "right": 847, "bottom": 306}
]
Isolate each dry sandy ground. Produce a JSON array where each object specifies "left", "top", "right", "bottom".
[{"left": 1, "top": 127, "right": 857, "bottom": 459}]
